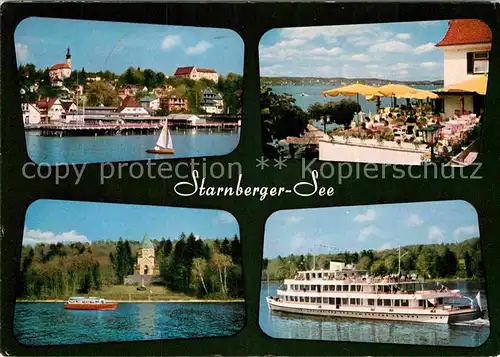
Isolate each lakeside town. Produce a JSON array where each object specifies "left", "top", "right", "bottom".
[
  {"left": 19, "top": 48, "right": 243, "bottom": 136},
  {"left": 261, "top": 19, "right": 488, "bottom": 166}
]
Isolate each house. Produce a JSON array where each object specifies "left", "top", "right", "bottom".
[
  {"left": 166, "top": 114, "right": 205, "bottom": 126},
  {"left": 117, "top": 85, "right": 148, "bottom": 99},
  {"left": 133, "top": 235, "right": 159, "bottom": 276},
  {"left": 60, "top": 101, "right": 78, "bottom": 113},
  {"left": 49, "top": 48, "right": 72, "bottom": 87},
  {"left": 21, "top": 103, "right": 41, "bottom": 125},
  {"left": 174, "top": 66, "right": 219, "bottom": 83},
  {"left": 436, "top": 19, "right": 491, "bottom": 118},
  {"left": 159, "top": 96, "right": 188, "bottom": 112},
  {"left": 140, "top": 96, "right": 161, "bottom": 113},
  {"left": 35, "top": 97, "right": 65, "bottom": 122},
  {"left": 116, "top": 96, "right": 150, "bottom": 116},
  {"left": 200, "top": 88, "right": 224, "bottom": 114}
]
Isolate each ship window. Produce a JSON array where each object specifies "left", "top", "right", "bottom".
[
  {"left": 311, "top": 285, "right": 316, "bottom": 291},
  {"left": 368, "top": 299, "right": 374, "bottom": 306},
  {"left": 312, "top": 273, "right": 315, "bottom": 278},
  {"left": 300, "top": 297, "right": 304, "bottom": 302},
  {"left": 401, "top": 300, "right": 409, "bottom": 307},
  {"left": 305, "top": 297, "right": 309, "bottom": 303},
  {"left": 306, "top": 285, "right": 310, "bottom": 291},
  {"left": 342, "top": 298, "right": 348, "bottom": 305},
  {"left": 336, "top": 298, "right": 341, "bottom": 305},
  {"left": 350, "top": 285, "right": 356, "bottom": 291},
  {"left": 377, "top": 299, "right": 383, "bottom": 306},
  {"left": 318, "top": 273, "right": 322, "bottom": 278},
  {"left": 395, "top": 300, "right": 400, "bottom": 307},
  {"left": 419, "top": 300, "right": 425, "bottom": 307},
  {"left": 343, "top": 285, "right": 349, "bottom": 291},
  {"left": 357, "top": 286, "right": 361, "bottom": 292},
  {"left": 350, "top": 298, "right": 356, "bottom": 305},
  {"left": 323, "top": 298, "right": 328, "bottom": 304},
  {"left": 336, "top": 285, "right": 342, "bottom": 291},
  {"left": 384, "top": 299, "right": 391, "bottom": 306}
]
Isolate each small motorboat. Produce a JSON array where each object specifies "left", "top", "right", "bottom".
[
  {"left": 64, "top": 297, "right": 118, "bottom": 310},
  {"left": 146, "top": 120, "right": 175, "bottom": 154}
]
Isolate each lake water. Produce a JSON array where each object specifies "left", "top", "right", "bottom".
[
  {"left": 14, "top": 302, "right": 245, "bottom": 346},
  {"left": 270, "top": 85, "right": 441, "bottom": 131},
  {"left": 259, "top": 281, "right": 490, "bottom": 347},
  {"left": 25, "top": 129, "right": 241, "bottom": 165}
]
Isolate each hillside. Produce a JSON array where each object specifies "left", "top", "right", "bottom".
[
  {"left": 261, "top": 76, "right": 443, "bottom": 87},
  {"left": 262, "top": 237, "right": 484, "bottom": 282}
]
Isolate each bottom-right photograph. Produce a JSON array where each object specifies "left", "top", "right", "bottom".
[{"left": 260, "top": 200, "right": 489, "bottom": 347}]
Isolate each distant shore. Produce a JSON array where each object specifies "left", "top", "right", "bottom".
[{"left": 16, "top": 299, "right": 244, "bottom": 303}]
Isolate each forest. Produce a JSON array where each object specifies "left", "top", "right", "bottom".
[
  {"left": 17, "top": 233, "right": 243, "bottom": 300},
  {"left": 262, "top": 237, "right": 484, "bottom": 282},
  {"left": 18, "top": 64, "right": 243, "bottom": 115}
]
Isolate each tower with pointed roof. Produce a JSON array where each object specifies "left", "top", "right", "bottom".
[
  {"left": 65, "top": 47, "right": 72, "bottom": 68},
  {"left": 134, "top": 234, "right": 159, "bottom": 276}
]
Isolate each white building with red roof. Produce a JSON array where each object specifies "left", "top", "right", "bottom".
[
  {"left": 436, "top": 19, "right": 491, "bottom": 117},
  {"left": 34, "top": 97, "right": 65, "bottom": 122},
  {"left": 49, "top": 48, "right": 72, "bottom": 87},
  {"left": 21, "top": 103, "right": 41, "bottom": 125},
  {"left": 174, "top": 66, "right": 218, "bottom": 83},
  {"left": 116, "top": 96, "right": 149, "bottom": 116}
]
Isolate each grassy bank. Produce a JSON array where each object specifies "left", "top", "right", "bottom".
[{"left": 17, "top": 285, "right": 243, "bottom": 302}]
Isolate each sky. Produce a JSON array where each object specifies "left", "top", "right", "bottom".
[
  {"left": 259, "top": 20, "right": 450, "bottom": 81},
  {"left": 14, "top": 17, "right": 244, "bottom": 76},
  {"left": 263, "top": 200, "right": 480, "bottom": 259},
  {"left": 23, "top": 200, "right": 239, "bottom": 246}
]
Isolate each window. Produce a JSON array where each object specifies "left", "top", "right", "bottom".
[
  {"left": 395, "top": 300, "right": 400, "bottom": 307},
  {"left": 377, "top": 299, "right": 383, "bottom": 306},
  {"left": 401, "top": 300, "right": 409, "bottom": 307},
  {"left": 467, "top": 51, "right": 490, "bottom": 74},
  {"left": 342, "top": 298, "right": 348, "bottom": 305},
  {"left": 384, "top": 299, "right": 391, "bottom": 306},
  {"left": 343, "top": 285, "right": 349, "bottom": 291},
  {"left": 305, "top": 297, "right": 309, "bottom": 303},
  {"left": 350, "top": 298, "right": 356, "bottom": 305},
  {"left": 350, "top": 285, "right": 356, "bottom": 291},
  {"left": 368, "top": 299, "right": 374, "bottom": 306},
  {"left": 336, "top": 285, "right": 342, "bottom": 291}
]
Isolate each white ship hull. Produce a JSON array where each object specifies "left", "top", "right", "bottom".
[{"left": 266, "top": 297, "right": 483, "bottom": 325}]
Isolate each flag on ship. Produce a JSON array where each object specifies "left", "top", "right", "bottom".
[{"left": 472, "top": 291, "right": 482, "bottom": 311}]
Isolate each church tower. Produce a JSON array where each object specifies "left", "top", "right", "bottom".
[
  {"left": 65, "top": 47, "right": 72, "bottom": 68},
  {"left": 134, "top": 235, "right": 158, "bottom": 276}
]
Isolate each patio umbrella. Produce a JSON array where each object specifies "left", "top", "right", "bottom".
[
  {"left": 435, "top": 74, "right": 488, "bottom": 96},
  {"left": 375, "top": 83, "right": 421, "bottom": 108},
  {"left": 322, "top": 83, "right": 383, "bottom": 103}
]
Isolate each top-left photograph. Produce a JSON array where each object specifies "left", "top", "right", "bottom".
[{"left": 15, "top": 17, "right": 244, "bottom": 165}]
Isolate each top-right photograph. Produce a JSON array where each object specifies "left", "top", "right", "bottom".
[{"left": 260, "top": 19, "right": 490, "bottom": 166}]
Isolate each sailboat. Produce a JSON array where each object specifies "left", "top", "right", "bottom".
[{"left": 146, "top": 121, "right": 175, "bottom": 154}]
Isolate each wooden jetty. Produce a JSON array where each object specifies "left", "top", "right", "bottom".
[{"left": 24, "top": 122, "right": 241, "bottom": 137}]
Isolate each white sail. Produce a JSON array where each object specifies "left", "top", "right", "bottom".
[
  {"left": 155, "top": 124, "right": 168, "bottom": 149},
  {"left": 167, "top": 129, "right": 173, "bottom": 149}
]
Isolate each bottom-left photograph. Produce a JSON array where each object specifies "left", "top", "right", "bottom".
[{"left": 15, "top": 200, "right": 245, "bottom": 346}]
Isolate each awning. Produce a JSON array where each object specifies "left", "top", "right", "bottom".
[{"left": 434, "top": 75, "right": 488, "bottom": 96}]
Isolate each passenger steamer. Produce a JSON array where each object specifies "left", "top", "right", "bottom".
[
  {"left": 266, "top": 261, "right": 484, "bottom": 324},
  {"left": 64, "top": 297, "right": 118, "bottom": 310}
]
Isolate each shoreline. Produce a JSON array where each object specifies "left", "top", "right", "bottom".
[{"left": 16, "top": 299, "right": 245, "bottom": 303}]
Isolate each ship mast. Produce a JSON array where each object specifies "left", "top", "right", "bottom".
[{"left": 398, "top": 246, "right": 409, "bottom": 279}]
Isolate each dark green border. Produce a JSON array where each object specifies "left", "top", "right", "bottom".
[{"left": 1, "top": 2, "right": 499, "bottom": 356}]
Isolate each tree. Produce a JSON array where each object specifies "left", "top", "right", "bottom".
[
  {"left": 86, "top": 81, "right": 120, "bottom": 106},
  {"left": 210, "top": 252, "right": 233, "bottom": 295},
  {"left": 464, "top": 251, "right": 473, "bottom": 278},
  {"left": 230, "top": 235, "right": 242, "bottom": 265},
  {"left": 370, "top": 260, "right": 386, "bottom": 276},
  {"left": 192, "top": 258, "right": 208, "bottom": 295},
  {"left": 417, "top": 248, "right": 438, "bottom": 278}
]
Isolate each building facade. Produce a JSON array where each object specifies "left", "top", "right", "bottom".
[
  {"left": 436, "top": 19, "right": 491, "bottom": 118},
  {"left": 200, "top": 88, "right": 224, "bottom": 114},
  {"left": 116, "top": 96, "right": 150, "bottom": 116},
  {"left": 174, "top": 66, "right": 219, "bottom": 83},
  {"left": 35, "top": 97, "right": 65, "bottom": 122},
  {"left": 49, "top": 48, "right": 72, "bottom": 87},
  {"left": 134, "top": 235, "right": 159, "bottom": 276},
  {"left": 160, "top": 96, "right": 188, "bottom": 112},
  {"left": 140, "top": 96, "right": 161, "bottom": 113},
  {"left": 21, "top": 103, "right": 41, "bottom": 125}
]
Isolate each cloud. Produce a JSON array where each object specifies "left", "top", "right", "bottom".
[
  {"left": 185, "top": 40, "right": 212, "bottom": 55},
  {"left": 369, "top": 41, "right": 412, "bottom": 53},
  {"left": 354, "top": 209, "right": 376, "bottom": 222},
  {"left": 414, "top": 42, "right": 436, "bottom": 54},
  {"left": 395, "top": 63, "right": 410, "bottom": 69},
  {"left": 399, "top": 70, "right": 409, "bottom": 76},
  {"left": 396, "top": 33, "right": 411, "bottom": 40},
  {"left": 260, "top": 64, "right": 285, "bottom": 76},
  {"left": 215, "top": 211, "right": 235, "bottom": 224},
  {"left": 285, "top": 215, "right": 303, "bottom": 224},
  {"left": 274, "top": 39, "right": 307, "bottom": 48},
  {"left": 351, "top": 53, "right": 370, "bottom": 62},
  {"left": 280, "top": 24, "right": 380, "bottom": 40},
  {"left": 428, "top": 226, "right": 444, "bottom": 242},
  {"left": 378, "top": 242, "right": 392, "bottom": 250},
  {"left": 260, "top": 43, "right": 343, "bottom": 62},
  {"left": 161, "top": 35, "right": 181, "bottom": 50},
  {"left": 453, "top": 225, "right": 479, "bottom": 240},
  {"left": 420, "top": 61, "right": 438, "bottom": 68},
  {"left": 406, "top": 214, "right": 423, "bottom": 227},
  {"left": 15, "top": 43, "right": 29, "bottom": 61},
  {"left": 23, "top": 228, "right": 89, "bottom": 246},
  {"left": 358, "top": 225, "right": 381, "bottom": 242},
  {"left": 365, "top": 64, "right": 379, "bottom": 69}
]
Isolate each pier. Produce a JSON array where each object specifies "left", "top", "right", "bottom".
[{"left": 24, "top": 121, "right": 241, "bottom": 137}]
